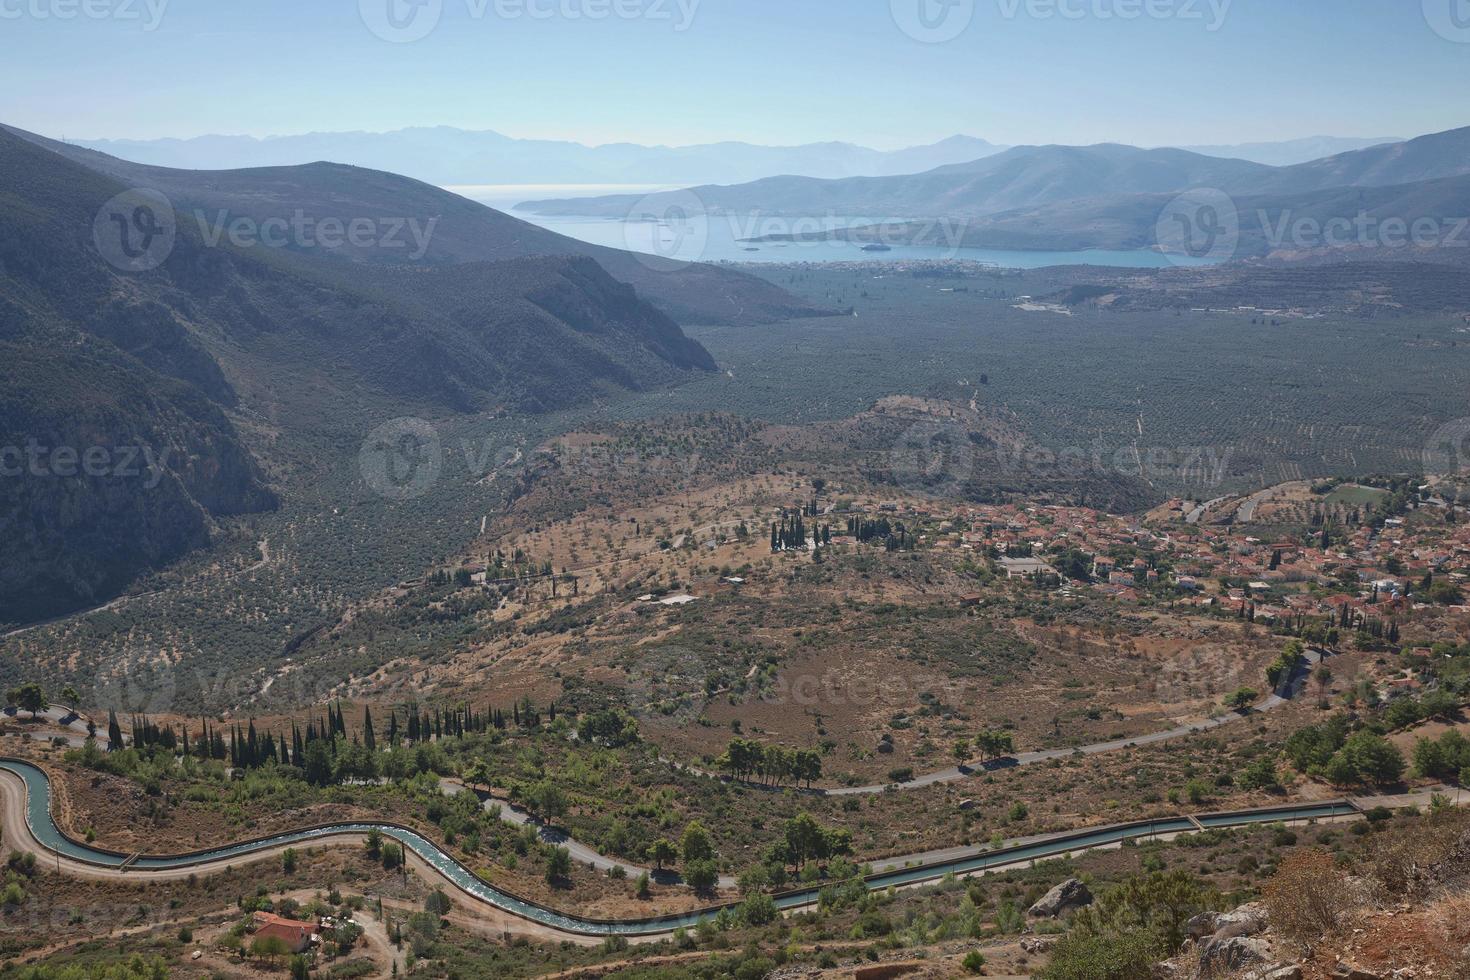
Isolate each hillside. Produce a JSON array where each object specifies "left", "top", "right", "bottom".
[
  {"left": 0, "top": 125, "right": 720, "bottom": 624},
  {"left": 1238, "top": 124, "right": 1470, "bottom": 195},
  {"left": 3, "top": 124, "right": 829, "bottom": 328},
  {"left": 925, "top": 172, "right": 1470, "bottom": 257}
]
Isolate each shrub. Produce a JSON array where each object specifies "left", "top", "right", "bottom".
[{"left": 1263, "top": 850, "right": 1355, "bottom": 951}]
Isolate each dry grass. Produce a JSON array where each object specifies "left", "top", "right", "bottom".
[{"left": 1263, "top": 850, "right": 1362, "bottom": 953}]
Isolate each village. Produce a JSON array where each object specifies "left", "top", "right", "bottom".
[{"left": 833, "top": 478, "right": 1470, "bottom": 637}]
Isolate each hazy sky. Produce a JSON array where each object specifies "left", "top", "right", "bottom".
[{"left": 2, "top": 0, "right": 1466, "bottom": 147}]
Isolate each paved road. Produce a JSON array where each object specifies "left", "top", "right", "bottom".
[
  {"left": 3, "top": 760, "right": 1441, "bottom": 947},
  {"left": 0, "top": 704, "right": 105, "bottom": 748},
  {"left": 0, "top": 765, "right": 593, "bottom": 945}
]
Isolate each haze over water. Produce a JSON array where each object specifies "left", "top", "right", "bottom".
[{"left": 450, "top": 184, "right": 1217, "bottom": 269}]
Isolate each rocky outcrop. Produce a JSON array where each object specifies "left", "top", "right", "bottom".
[
  {"left": 1199, "top": 936, "right": 1272, "bottom": 973},
  {"left": 1029, "top": 878, "right": 1093, "bottom": 918}
]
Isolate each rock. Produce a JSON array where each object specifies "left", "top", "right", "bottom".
[
  {"left": 1331, "top": 967, "right": 1384, "bottom": 980},
  {"left": 1199, "top": 936, "right": 1272, "bottom": 973},
  {"left": 1244, "top": 967, "right": 1303, "bottom": 980},
  {"left": 1029, "top": 878, "right": 1093, "bottom": 917},
  {"left": 1020, "top": 936, "right": 1058, "bottom": 954},
  {"left": 1185, "top": 911, "right": 1224, "bottom": 941},
  {"left": 1214, "top": 901, "right": 1270, "bottom": 940}
]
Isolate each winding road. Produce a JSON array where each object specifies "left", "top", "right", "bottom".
[
  {"left": 0, "top": 647, "right": 1333, "bottom": 944},
  {"left": 1, "top": 756, "right": 1364, "bottom": 943}
]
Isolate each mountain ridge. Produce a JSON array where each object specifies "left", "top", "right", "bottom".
[
  {"left": 68, "top": 127, "right": 1010, "bottom": 187},
  {"left": 0, "top": 124, "right": 727, "bottom": 624}
]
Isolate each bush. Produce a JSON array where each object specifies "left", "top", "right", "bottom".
[
  {"left": 1039, "top": 871, "right": 1217, "bottom": 980},
  {"left": 739, "top": 892, "right": 778, "bottom": 926},
  {"left": 1263, "top": 850, "right": 1355, "bottom": 951}
]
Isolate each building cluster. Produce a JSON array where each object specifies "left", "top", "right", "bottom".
[{"left": 882, "top": 495, "right": 1470, "bottom": 623}]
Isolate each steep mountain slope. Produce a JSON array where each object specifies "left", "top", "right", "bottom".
[
  {"left": 0, "top": 125, "right": 718, "bottom": 624},
  {"left": 4, "top": 125, "right": 823, "bottom": 327},
  {"left": 519, "top": 145, "right": 1277, "bottom": 218},
  {"left": 0, "top": 130, "right": 278, "bottom": 622},
  {"left": 70, "top": 126, "right": 1008, "bottom": 185}
]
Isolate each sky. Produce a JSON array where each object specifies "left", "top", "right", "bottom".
[{"left": 1, "top": 0, "right": 1467, "bottom": 149}]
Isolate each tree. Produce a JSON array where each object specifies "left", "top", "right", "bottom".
[
  {"left": 1238, "top": 757, "right": 1281, "bottom": 792},
  {"left": 680, "top": 821, "right": 714, "bottom": 865},
  {"left": 783, "top": 812, "right": 825, "bottom": 870},
  {"left": 461, "top": 759, "right": 492, "bottom": 795},
  {"left": 648, "top": 838, "right": 677, "bottom": 871},
  {"left": 1224, "top": 688, "right": 1260, "bottom": 711},
  {"left": 425, "top": 890, "right": 452, "bottom": 916},
  {"left": 282, "top": 848, "right": 298, "bottom": 873},
  {"left": 251, "top": 936, "right": 293, "bottom": 961},
  {"left": 7, "top": 683, "right": 48, "bottom": 719},
  {"left": 546, "top": 846, "right": 572, "bottom": 886},
  {"left": 976, "top": 730, "right": 1016, "bottom": 762},
  {"left": 1337, "top": 731, "right": 1406, "bottom": 787},
  {"left": 527, "top": 781, "right": 567, "bottom": 822},
  {"left": 684, "top": 859, "right": 719, "bottom": 895}
]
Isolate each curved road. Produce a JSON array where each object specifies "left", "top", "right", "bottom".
[
  {"left": 1, "top": 757, "right": 1364, "bottom": 945},
  {"left": 0, "top": 647, "right": 1326, "bottom": 931}
]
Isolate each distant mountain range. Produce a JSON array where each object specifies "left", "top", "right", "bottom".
[
  {"left": 65, "top": 128, "right": 1405, "bottom": 188},
  {"left": 1171, "top": 136, "right": 1402, "bottom": 167},
  {"left": 521, "top": 126, "right": 1470, "bottom": 260},
  {"left": 520, "top": 144, "right": 1278, "bottom": 219},
  {"left": 0, "top": 123, "right": 830, "bottom": 624},
  {"left": 70, "top": 129, "right": 1010, "bottom": 187}
]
